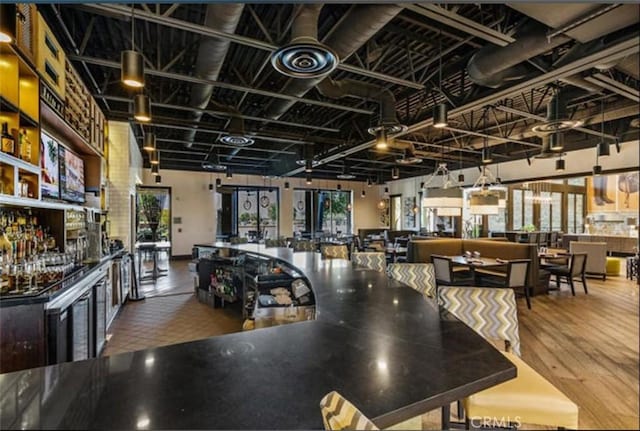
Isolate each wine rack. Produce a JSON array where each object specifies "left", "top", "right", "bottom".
[{"left": 64, "top": 59, "right": 91, "bottom": 142}]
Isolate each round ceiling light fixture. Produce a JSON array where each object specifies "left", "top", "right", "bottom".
[
  {"left": 396, "top": 147, "right": 422, "bottom": 165},
  {"left": 219, "top": 134, "right": 254, "bottom": 147},
  {"left": 271, "top": 43, "right": 339, "bottom": 78},
  {"left": 367, "top": 123, "right": 408, "bottom": 137}
]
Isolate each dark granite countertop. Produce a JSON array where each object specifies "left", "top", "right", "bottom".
[
  {"left": 0, "top": 244, "right": 515, "bottom": 429},
  {"left": 0, "top": 249, "right": 128, "bottom": 308}
]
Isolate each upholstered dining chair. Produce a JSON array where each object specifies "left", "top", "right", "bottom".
[
  {"left": 352, "top": 252, "right": 387, "bottom": 272},
  {"left": 321, "top": 244, "right": 349, "bottom": 259},
  {"left": 431, "top": 255, "right": 474, "bottom": 287},
  {"left": 478, "top": 259, "right": 532, "bottom": 309},
  {"left": 437, "top": 286, "right": 579, "bottom": 430},
  {"left": 547, "top": 252, "right": 588, "bottom": 295},
  {"left": 319, "top": 391, "right": 420, "bottom": 430},
  {"left": 293, "top": 239, "right": 316, "bottom": 252},
  {"left": 264, "top": 238, "right": 287, "bottom": 248},
  {"left": 386, "top": 263, "right": 436, "bottom": 298}
]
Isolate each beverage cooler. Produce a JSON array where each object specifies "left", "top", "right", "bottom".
[{"left": 46, "top": 262, "right": 109, "bottom": 364}]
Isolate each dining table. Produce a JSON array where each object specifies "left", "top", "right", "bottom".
[
  {"left": 385, "top": 246, "right": 408, "bottom": 262},
  {"left": 448, "top": 255, "right": 509, "bottom": 284}
]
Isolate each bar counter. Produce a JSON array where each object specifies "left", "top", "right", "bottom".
[{"left": 0, "top": 244, "right": 516, "bottom": 429}]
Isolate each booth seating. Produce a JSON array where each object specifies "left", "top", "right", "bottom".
[
  {"left": 570, "top": 241, "right": 607, "bottom": 280},
  {"left": 407, "top": 239, "right": 541, "bottom": 295},
  {"left": 321, "top": 244, "right": 349, "bottom": 259}
]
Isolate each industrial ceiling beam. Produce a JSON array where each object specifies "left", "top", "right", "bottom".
[
  {"left": 78, "top": 4, "right": 423, "bottom": 89},
  {"left": 403, "top": 4, "right": 515, "bottom": 47},
  {"left": 584, "top": 73, "right": 640, "bottom": 103},
  {"left": 96, "top": 94, "right": 340, "bottom": 133},
  {"left": 69, "top": 55, "right": 373, "bottom": 115},
  {"left": 155, "top": 138, "right": 298, "bottom": 155},
  {"left": 281, "top": 34, "right": 639, "bottom": 176}
]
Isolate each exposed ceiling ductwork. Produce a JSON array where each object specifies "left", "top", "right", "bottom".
[
  {"left": 467, "top": 21, "right": 571, "bottom": 88},
  {"left": 263, "top": 4, "right": 403, "bottom": 120},
  {"left": 184, "top": 4, "right": 244, "bottom": 148},
  {"left": 316, "top": 78, "right": 405, "bottom": 133},
  {"left": 217, "top": 104, "right": 255, "bottom": 147},
  {"left": 271, "top": 4, "right": 338, "bottom": 79}
]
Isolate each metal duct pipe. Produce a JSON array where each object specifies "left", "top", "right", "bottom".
[
  {"left": 184, "top": 4, "right": 244, "bottom": 147},
  {"left": 316, "top": 78, "right": 400, "bottom": 127},
  {"left": 264, "top": 4, "right": 403, "bottom": 120},
  {"left": 467, "top": 22, "right": 571, "bottom": 88}
]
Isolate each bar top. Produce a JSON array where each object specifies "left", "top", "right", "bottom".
[{"left": 0, "top": 244, "right": 515, "bottom": 430}]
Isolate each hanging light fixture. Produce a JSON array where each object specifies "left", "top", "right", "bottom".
[
  {"left": 549, "top": 133, "right": 564, "bottom": 151},
  {"left": 337, "top": 163, "right": 356, "bottom": 179},
  {"left": 593, "top": 164, "right": 603, "bottom": 176},
  {"left": 555, "top": 157, "right": 565, "bottom": 172},
  {"left": 468, "top": 193, "right": 500, "bottom": 215},
  {"left": 226, "top": 169, "right": 232, "bottom": 179},
  {"left": 0, "top": 4, "right": 17, "bottom": 44},
  {"left": 361, "top": 189, "right": 366, "bottom": 198},
  {"left": 305, "top": 159, "right": 313, "bottom": 172},
  {"left": 133, "top": 94, "right": 151, "bottom": 122},
  {"left": 306, "top": 174, "right": 312, "bottom": 185},
  {"left": 155, "top": 175, "right": 162, "bottom": 184},
  {"left": 121, "top": 6, "right": 144, "bottom": 88},
  {"left": 367, "top": 178, "right": 372, "bottom": 187},
  {"left": 143, "top": 132, "right": 156, "bottom": 151},
  {"left": 149, "top": 150, "right": 159, "bottom": 165},
  {"left": 150, "top": 164, "right": 159, "bottom": 176},
  {"left": 216, "top": 178, "right": 222, "bottom": 187},
  {"left": 284, "top": 181, "right": 290, "bottom": 190},
  {"left": 433, "top": 103, "right": 448, "bottom": 128},
  {"left": 422, "top": 163, "right": 463, "bottom": 212},
  {"left": 337, "top": 184, "right": 342, "bottom": 190},
  {"left": 482, "top": 147, "right": 493, "bottom": 164},
  {"left": 375, "top": 129, "right": 388, "bottom": 150},
  {"left": 391, "top": 167, "right": 400, "bottom": 180},
  {"left": 597, "top": 142, "right": 610, "bottom": 157}
]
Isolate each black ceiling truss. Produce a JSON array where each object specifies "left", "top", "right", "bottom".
[{"left": 40, "top": 3, "right": 639, "bottom": 180}]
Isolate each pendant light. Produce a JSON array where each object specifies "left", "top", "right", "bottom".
[
  {"left": 305, "top": 159, "right": 313, "bottom": 173},
  {"left": 337, "top": 184, "right": 342, "bottom": 191},
  {"left": 549, "top": 133, "right": 564, "bottom": 151},
  {"left": 555, "top": 157, "right": 565, "bottom": 172},
  {"left": 226, "top": 169, "right": 232, "bottom": 179},
  {"left": 375, "top": 129, "right": 388, "bottom": 150},
  {"left": 143, "top": 132, "right": 156, "bottom": 151},
  {"left": 0, "top": 4, "right": 16, "bottom": 44},
  {"left": 134, "top": 94, "right": 151, "bottom": 122},
  {"left": 597, "top": 100, "right": 610, "bottom": 157},
  {"left": 481, "top": 109, "right": 492, "bottom": 163},
  {"left": 367, "top": 178, "right": 372, "bottom": 187},
  {"left": 284, "top": 181, "right": 290, "bottom": 190},
  {"left": 151, "top": 164, "right": 159, "bottom": 176},
  {"left": 432, "top": 32, "right": 448, "bottom": 129},
  {"left": 391, "top": 167, "right": 400, "bottom": 180},
  {"left": 216, "top": 178, "right": 222, "bottom": 187},
  {"left": 149, "top": 150, "right": 159, "bottom": 165},
  {"left": 155, "top": 175, "right": 162, "bottom": 184},
  {"left": 121, "top": 6, "right": 144, "bottom": 88},
  {"left": 306, "top": 174, "right": 312, "bottom": 185},
  {"left": 361, "top": 189, "right": 366, "bottom": 198}
]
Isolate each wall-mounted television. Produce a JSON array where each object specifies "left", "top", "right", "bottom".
[
  {"left": 40, "top": 130, "right": 60, "bottom": 199},
  {"left": 59, "top": 145, "right": 85, "bottom": 203}
]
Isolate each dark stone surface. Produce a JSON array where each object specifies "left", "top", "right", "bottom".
[{"left": 0, "top": 245, "right": 515, "bottom": 430}]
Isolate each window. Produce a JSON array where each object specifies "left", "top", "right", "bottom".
[
  {"left": 488, "top": 208, "right": 507, "bottom": 233},
  {"left": 512, "top": 190, "right": 523, "bottom": 230},
  {"left": 136, "top": 187, "right": 171, "bottom": 243},
  {"left": 390, "top": 195, "right": 402, "bottom": 231},
  {"left": 539, "top": 191, "right": 552, "bottom": 231},
  {"left": 551, "top": 192, "right": 562, "bottom": 231},
  {"left": 567, "top": 193, "right": 584, "bottom": 234},
  {"left": 218, "top": 187, "right": 279, "bottom": 242},
  {"left": 292, "top": 189, "right": 352, "bottom": 238},
  {"left": 523, "top": 190, "right": 534, "bottom": 228}
]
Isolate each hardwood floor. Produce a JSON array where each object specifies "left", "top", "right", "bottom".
[{"left": 105, "top": 258, "right": 639, "bottom": 430}]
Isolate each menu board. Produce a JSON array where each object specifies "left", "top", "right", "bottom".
[
  {"left": 59, "top": 146, "right": 85, "bottom": 203},
  {"left": 40, "top": 131, "right": 60, "bottom": 199}
]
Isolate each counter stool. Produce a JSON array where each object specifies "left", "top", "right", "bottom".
[
  {"left": 606, "top": 257, "right": 621, "bottom": 277},
  {"left": 627, "top": 256, "right": 639, "bottom": 280}
]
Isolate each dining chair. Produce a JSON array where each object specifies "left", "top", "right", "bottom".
[
  {"left": 478, "top": 259, "right": 532, "bottom": 309},
  {"left": 547, "top": 252, "right": 588, "bottom": 295},
  {"left": 437, "top": 286, "right": 579, "bottom": 430},
  {"left": 293, "top": 239, "right": 316, "bottom": 252},
  {"left": 319, "top": 391, "right": 421, "bottom": 430},
  {"left": 386, "top": 263, "right": 436, "bottom": 298},
  {"left": 527, "top": 232, "right": 538, "bottom": 244},
  {"left": 351, "top": 252, "right": 386, "bottom": 272},
  {"left": 321, "top": 244, "right": 349, "bottom": 259},
  {"left": 431, "top": 255, "right": 474, "bottom": 287}
]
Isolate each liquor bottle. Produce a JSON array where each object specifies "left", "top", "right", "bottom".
[
  {"left": 1, "top": 123, "right": 15, "bottom": 155},
  {"left": 19, "top": 129, "right": 31, "bottom": 163}
]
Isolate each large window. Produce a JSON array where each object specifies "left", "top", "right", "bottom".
[
  {"left": 390, "top": 195, "right": 402, "bottom": 231},
  {"left": 567, "top": 193, "right": 584, "bottom": 234},
  {"left": 218, "top": 186, "right": 279, "bottom": 241},
  {"left": 136, "top": 186, "right": 171, "bottom": 243},
  {"left": 292, "top": 189, "right": 352, "bottom": 238},
  {"left": 512, "top": 189, "right": 523, "bottom": 230}
]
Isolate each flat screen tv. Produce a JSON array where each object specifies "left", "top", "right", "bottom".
[
  {"left": 59, "top": 145, "right": 85, "bottom": 203},
  {"left": 40, "top": 131, "right": 60, "bottom": 199}
]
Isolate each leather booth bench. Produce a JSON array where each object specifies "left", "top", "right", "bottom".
[{"left": 407, "top": 238, "right": 545, "bottom": 295}]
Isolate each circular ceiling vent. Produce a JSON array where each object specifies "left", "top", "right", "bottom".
[
  {"left": 271, "top": 43, "right": 339, "bottom": 78},
  {"left": 295, "top": 159, "right": 320, "bottom": 167},
  {"left": 201, "top": 161, "right": 226, "bottom": 171},
  {"left": 531, "top": 119, "right": 582, "bottom": 134},
  {"left": 220, "top": 135, "right": 254, "bottom": 147},
  {"left": 396, "top": 148, "right": 422, "bottom": 165},
  {"left": 337, "top": 172, "right": 356, "bottom": 180},
  {"left": 367, "top": 123, "right": 408, "bottom": 136}
]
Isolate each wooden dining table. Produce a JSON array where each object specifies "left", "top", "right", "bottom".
[
  {"left": 385, "top": 246, "right": 408, "bottom": 262},
  {"left": 448, "top": 255, "right": 509, "bottom": 284}
]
